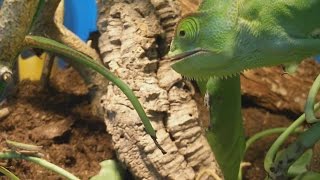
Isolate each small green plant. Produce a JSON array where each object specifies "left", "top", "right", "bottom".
[
  {"left": 263, "top": 75, "right": 320, "bottom": 179},
  {"left": 90, "top": 160, "right": 125, "bottom": 180},
  {"left": 0, "top": 151, "right": 80, "bottom": 180},
  {"left": 0, "top": 139, "right": 128, "bottom": 180},
  {"left": 0, "top": 166, "right": 19, "bottom": 180},
  {"left": 0, "top": 139, "right": 80, "bottom": 179},
  {"left": 0, "top": 139, "right": 126, "bottom": 180}
]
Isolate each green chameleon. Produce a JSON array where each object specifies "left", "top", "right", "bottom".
[
  {"left": 169, "top": 0, "right": 320, "bottom": 79},
  {"left": 168, "top": 0, "right": 320, "bottom": 179}
]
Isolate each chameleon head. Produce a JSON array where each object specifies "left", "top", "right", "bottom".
[{"left": 167, "top": 12, "right": 237, "bottom": 80}]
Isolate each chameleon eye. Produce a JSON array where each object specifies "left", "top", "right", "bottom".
[
  {"left": 179, "top": 30, "right": 186, "bottom": 37},
  {"left": 176, "top": 16, "right": 199, "bottom": 42}
]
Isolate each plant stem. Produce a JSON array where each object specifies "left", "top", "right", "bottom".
[
  {"left": 0, "top": 166, "right": 19, "bottom": 180},
  {"left": 305, "top": 74, "right": 320, "bottom": 123},
  {"left": 264, "top": 102, "right": 320, "bottom": 174},
  {"left": 0, "top": 152, "right": 80, "bottom": 180},
  {"left": 237, "top": 127, "right": 302, "bottom": 180},
  {"left": 245, "top": 127, "right": 303, "bottom": 152}
]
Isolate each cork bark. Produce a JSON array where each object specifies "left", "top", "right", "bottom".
[{"left": 97, "top": 1, "right": 221, "bottom": 179}]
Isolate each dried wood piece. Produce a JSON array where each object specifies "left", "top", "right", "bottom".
[
  {"left": 241, "top": 60, "right": 320, "bottom": 114},
  {"left": 97, "top": 0, "right": 221, "bottom": 179}
]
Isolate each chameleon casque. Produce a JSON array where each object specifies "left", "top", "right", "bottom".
[
  {"left": 168, "top": 0, "right": 320, "bottom": 179},
  {"left": 169, "top": 0, "right": 320, "bottom": 80}
]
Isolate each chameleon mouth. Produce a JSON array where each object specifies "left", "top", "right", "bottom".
[{"left": 166, "top": 48, "right": 212, "bottom": 62}]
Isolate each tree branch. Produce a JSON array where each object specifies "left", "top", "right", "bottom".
[{"left": 0, "top": 0, "right": 39, "bottom": 66}]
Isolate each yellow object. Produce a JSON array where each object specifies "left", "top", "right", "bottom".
[{"left": 18, "top": 52, "right": 46, "bottom": 81}]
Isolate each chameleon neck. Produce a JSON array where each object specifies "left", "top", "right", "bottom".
[
  {"left": 23, "top": 35, "right": 156, "bottom": 138},
  {"left": 206, "top": 75, "right": 245, "bottom": 180}
]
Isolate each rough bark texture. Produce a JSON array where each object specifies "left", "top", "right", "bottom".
[
  {"left": 179, "top": 0, "right": 201, "bottom": 14},
  {"left": 0, "top": 0, "right": 39, "bottom": 66},
  {"left": 241, "top": 60, "right": 320, "bottom": 114},
  {"left": 150, "top": 0, "right": 181, "bottom": 44},
  {"left": 97, "top": 0, "right": 221, "bottom": 179}
]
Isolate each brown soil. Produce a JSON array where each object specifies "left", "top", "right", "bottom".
[{"left": 0, "top": 67, "right": 114, "bottom": 180}]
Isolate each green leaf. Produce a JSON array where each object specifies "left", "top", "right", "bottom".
[
  {"left": 90, "top": 160, "right": 124, "bottom": 180},
  {"left": 288, "top": 149, "right": 313, "bottom": 177},
  {"left": 293, "top": 172, "right": 320, "bottom": 180},
  {"left": 0, "top": 166, "right": 19, "bottom": 180}
]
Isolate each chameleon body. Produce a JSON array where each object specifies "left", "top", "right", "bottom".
[
  {"left": 169, "top": 0, "right": 320, "bottom": 80},
  {"left": 168, "top": 0, "right": 320, "bottom": 179},
  {"left": 205, "top": 75, "right": 244, "bottom": 180}
]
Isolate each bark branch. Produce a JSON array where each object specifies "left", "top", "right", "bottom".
[
  {"left": 241, "top": 60, "right": 320, "bottom": 114},
  {"left": 0, "top": 0, "right": 39, "bottom": 66}
]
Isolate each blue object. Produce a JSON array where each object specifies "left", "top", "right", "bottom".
[
  {"left": 59, "top": 0, "right": 98, "bottom": 67},
  {"left": 64, "top": 0, "right": 98, "bottom": 41},
  {"left": 316, "top": 55, "right": 320, "bottom": 63}
]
